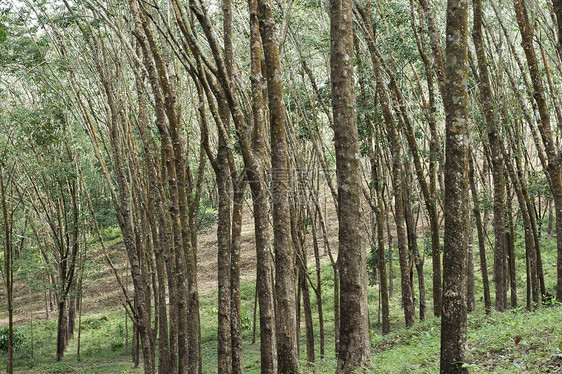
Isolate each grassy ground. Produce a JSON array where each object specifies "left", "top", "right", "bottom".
[
  {"left": 2, "top": 226, "right": 562, "bottom": 373},
  {"left": 1, "top": 309, "right": 142, "bottom": 373}
]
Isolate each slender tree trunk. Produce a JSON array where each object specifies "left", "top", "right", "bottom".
[
  {"left": 56, "top": 301, "right": 67, "bottom": 361},
  {"left": 132, "top": 311, "right": 140, "bottom": 368},
  {"left": 217, "top": 1, "right": 234, "bottom": 371},
  {"left": 330, "top": 0, "right": 371, "bottom": 370},
  {"left": 68, "top": 289, "right": 76, "bottom": 340},
  {"left": 366, "top": 107, "right": 390, "bottom": 334},
  {"left": 506, "top": 187, "right": 518, "bottom": 308},
  {"left": 403, "top": 173, "right": 427, "bottom": 321},
  {"left": 310, "top": 208, "right": 326, "bottom": 356},
  {"left": 440, "top": 0, "right": 470, "bottom": 371},
  {"left": 293, "top": 206, "right": 315, "bottom": 364},
  {"left": 500, "top": 137, "right": 540, "bottom": 307},
  {"left": 256, "top": 1, "right": 299, "bottom": 371},
  {"left": 312, "top": 191, "right": 338, "bottom": 356},
  {"left": 467, "top": 222, "right": 475, "bottom": 313},
  {"left": 376, "top": 198, "right": 390, "bottom": 334},
  {"left": 472, "top": 0, "right": 508, "bottom": 312},
  {"left": 409, "top": 3, "right": 443, "bottom": 317},
  {"left": 217, "top": 145, "right": 233, "bottom": 374},
  {"left": 514, "top": 0, "right": 562, "bottom": 303},
  {"left": 247, "top": 1, "right": 277, "bottom": 369},
  {"left": 231, "top": 179, "right": 246, "bottom": 374},
  {"left": 300, "top": 252, "right": 315, "bottom": 364},
  {"left": 387, "top": 213, "right": 394, "bottom": 299},
  {"left": 1, "top": 168, "right": 14, "bottom": 374},
  {"left": 358, "top": 7, "right": 414, "bottom": 326}
]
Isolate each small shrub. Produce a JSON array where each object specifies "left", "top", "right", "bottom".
[
  {"left": 81, "top": 315, "right": 109, "bottom": 331},
  {"left": 240, "top": 310, "right": 252, "bottom": 331},
  {"left": 101, "top": 226, "right": 122, "bottom": 241},
  {"left": 0, "top": 326, "right": 25, "bottom": 352},
  {"left": 110, "top": 338, "right": 124, "bottom": 351}
]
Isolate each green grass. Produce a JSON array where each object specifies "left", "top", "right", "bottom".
[
  {"left": 2, "top": 227, "right": 562, "bottom": 373},
  {"left": 0, "top": 308, "right": 142, "bottom": 373}
]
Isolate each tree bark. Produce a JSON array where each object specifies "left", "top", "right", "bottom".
[
  {"left": 256, "top": 1, "right": 299, "bottom": 371},
  {"left": 330, "top": 0, "right": 371, "bottom": 370},
  {"left": 230, "top": 178, "right": 246, "bottom": 374},
  {"left": 440, "top": 0, "right": 470, "bottom": 371},
  {"left": 468, "top": 155, "right": 491, "bottom": 313},
  {"left": 403, "top": 170, "right": 427, "bottom": 321}
]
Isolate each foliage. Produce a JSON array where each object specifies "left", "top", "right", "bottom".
[{"left": 0, "top": 326, "right": 25, "bottom": 353}]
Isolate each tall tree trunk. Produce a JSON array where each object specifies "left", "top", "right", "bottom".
[
  {"left": 243, "top": 0, "right": 277, "bottom": 369},
  {"left": 217, "top": 145, "right": 233, "bottom": 374},
  {"left": 440, "top": 0, "right": 470, "bottom": 371},
  {"left": 256, "top": 0, "right": 299, "bottom": 371},
  {"left": 472, "top": 0, "right": 508, "bottom": 312},
  {"left": 135, "top": 75, "right": 171, "bottom": 373},
  {"left": 330, "top": 0, "right": 371, "bottom": 370},
  {"left": 409, "top": 2, "right": 443, "bottom": 317},
  {"left": 514, "top": 0, "right": 562, "bottom": 302},
  {"left": 218, "top": 1, "right": 235, "bottom": 371}
]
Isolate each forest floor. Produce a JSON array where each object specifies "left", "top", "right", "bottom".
[{"left": 1, "top": 198, "right": 562, "bottom": 373}]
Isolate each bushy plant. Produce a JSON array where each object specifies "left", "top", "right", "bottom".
[
  {"left": 100, "top": 226, "right": 122, "bottom": 242},
  {"left": 0, "top": 326, "right": 25, "bottom": 352}
]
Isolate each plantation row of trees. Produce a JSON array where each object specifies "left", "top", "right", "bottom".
[{"left": 0, "top": 0, "right": 561, "bottom": 372}]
